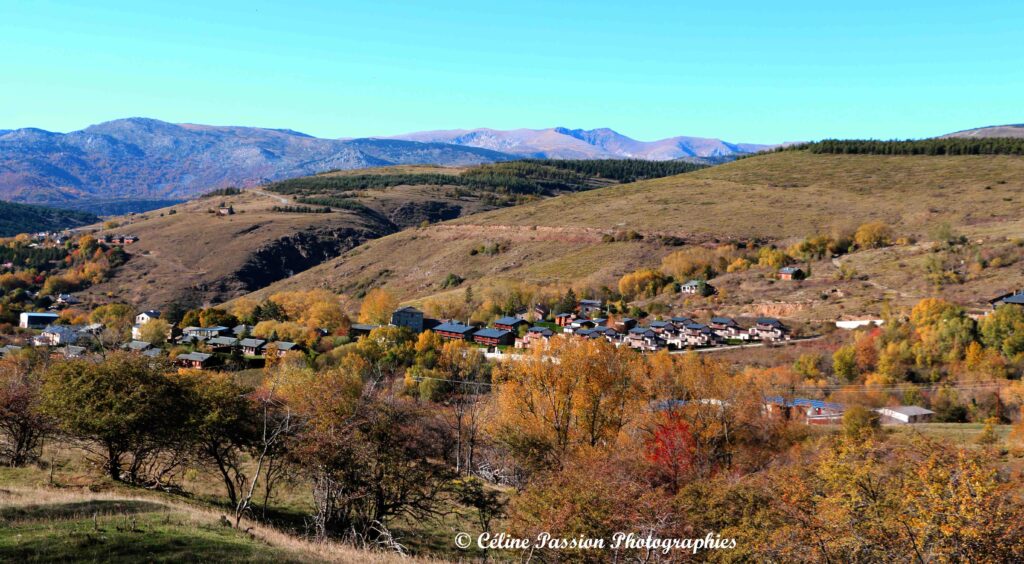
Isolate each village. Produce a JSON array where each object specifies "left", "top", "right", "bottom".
[{"left": 9, "top": 287, "right": 963, "bottom": 429}]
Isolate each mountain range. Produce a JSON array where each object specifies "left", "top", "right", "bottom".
[
  {"left": 0, "top": 118, "right": 767, "bottom": 208},
  {"left": 386, "top": 127, "right": 770, "bottom": 160}
]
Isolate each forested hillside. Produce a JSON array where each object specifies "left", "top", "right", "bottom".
[{"left": 0, "top": 201, "right": 98, "bottom": 236}]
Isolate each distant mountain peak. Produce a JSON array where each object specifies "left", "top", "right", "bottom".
[{"left": 389, "top": 127, "right": 771, "bottom": 160}]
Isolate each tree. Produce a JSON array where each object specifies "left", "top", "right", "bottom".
[
  {"left": 89, "top": 303, "right": 134, "bottom": 335},
  {"left": 41, "top": 353, "right": 187, "bottom": 482},
  {"left": 358, "top": 288, "right": 398, "bottom": 325},
  {"left": 617, "top": 269, "right": 669, "bottom": 300},
  {"left": 644, "top": 413, "right": 695, "bottom": 494},
  {"left": 980, "top": 305, "right": 1024, "bottom": 358},
  {"left": 833, "top": 345, "right": 859, "bottom": 382},
  {"left": 490, "top": 339, "right": 646, "bottom": 471},
  {"left": 180, "top": 372, "right": 259, "bottom": 508},
  {"left": 841, "top": 406, "right": 880, "bottom": 439},
  {"left": 139, "top": 318, "right": 171, "bottom": 346},
  {"left": 0, "top": 353, "right": 54, "bottom": 466},
  {"left": 854, "top": 221, "right": 893, "bottom": 249}
]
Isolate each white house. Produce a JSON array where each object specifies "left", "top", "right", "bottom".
[
  {"left": 135, "top": 310, "right": 162, "bottom": 326},
  {"left": 875, "top": 405, "right": 934, "bottom": 424}
]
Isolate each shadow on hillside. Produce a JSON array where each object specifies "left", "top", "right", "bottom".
[{"left": 0, "top": 499, "right": 167, "bottom": 523}]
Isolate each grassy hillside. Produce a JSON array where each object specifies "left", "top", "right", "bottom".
[
  {"left": 79, "top": 160, "right": 703, "bottom": 309},
  {"left": 0, "top": 201, "right": 98, "bottom": 237},
  {"left": 245, "top": 151, "right": 1024, "bottom": 320},
  {"left": 0, "top": 486, "right": 420, "bottom": 563}
]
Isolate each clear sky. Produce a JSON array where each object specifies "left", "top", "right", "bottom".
[{"left": 2, "top": 0, "right": 1022, "bottom": 143}]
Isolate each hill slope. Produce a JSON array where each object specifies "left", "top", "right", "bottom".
[
  {"left": 82, "top": 160, "right": 702, "bottom": 308},
  {"left": 0, "top": 201, "right": 98, "bottom": 236},
  {"left": 0, "top": 118, "right": 515, "bottom": 206},
  {"left": 389, "top": 127, "right": 771, "bottom": 160},
  {"left": 941, "top": 124, "right": 1024, "bottom": 139},
  {"left": 246, "top": 151, "right": 1024, "bottom": 319}
]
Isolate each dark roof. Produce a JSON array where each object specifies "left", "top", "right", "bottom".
[
  {"left": 999, "top": 293, "right": 1024, "bottom": 305},
  {"left": 474, "top": 328, "right": 511, "bottom": 339},
  {"left": 434, "top": 322, "right": 476, "bottom": 334},
  {"left": 350, "top": 323, "right": 379, "bottom": 332},
  {"left": 126, "top": 340, "right": 152, "bottom": 351},
  {"left": 710, "top": 316, "right": 738, "bottom": 326},
  {"left": 394, "top": 306, "right": 422, "bottom": 314},
  {"left": 274, "top": 341, "right": 298, "bottom": 351},
  {"left": 764, "top": 396, "right": 843, "bottom": 411},
  {"left": 779, "top": 266, "right": 803, "bottom": 273},
  {"left": 756, "top": 317, "right": 785, "bottom": 328},
  {"left": 649, "top": 320, "right": 671, "bottom": 327},
  {"left": 579, "top": 299, "right": 602, "bottom": 306},
  {"left": 239, "top": 338, "right": 266, "bottom": 348},
  {"left": 527, "top": 327, "right": 554, "bottom": 337},
  {"left": 178, "top": 352, "right": 212, "bottom": 362},
  {"left": 494, "top": 316, "right": 527, "bottom": 326},
  {"left": 208, "top": 336, "right": 238, "bottom": 346}
]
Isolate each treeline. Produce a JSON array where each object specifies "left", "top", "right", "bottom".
[
  {"left": 0, "top": 244, "right": 68, "bottom": 271},
  {"left": 267, "top": 159, "right": 707, "bottom": 199},
  {"left": 270, "top": 205, "right": 332, "bottom": 214},
  {"left": 199, "top": 187, "right": 243, "bottom": 198},
  {"left": 0, "top": 201, "right": 98, "bottom": 238},
  {"left": 785, "top": 138, "right": 1024, "bottom": 156},
  {"left": 518, "top": 158, "right": 706, "bottom": 182},
  {"left": 294, "top": 196, "right": 372, "bottom": 214}
]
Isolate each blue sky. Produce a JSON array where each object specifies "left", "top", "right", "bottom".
[{"left": 2, "top": 0, "right": 1022, "bottom": 143}]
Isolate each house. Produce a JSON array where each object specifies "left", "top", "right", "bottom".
[
  {"left": 182, "top": 326, "right": 229, "bottom": 340},
  {"left": 625, "top": 327, "right": 663, "bottom": 352},
  {"left": 36, "top": 325, "right": 82, "bottom": 346},
  {"left": 680, "top": 279, "right": 715, "bottom": 296},
  {"left": 577, "top": 299, "right": 604, "bottom": 316},
  {"left": 648, "top": 320, "right": 676, "bottom": 335},
  {"left": 667, "top": 322, "right": 722, "bottom": 348},
  {"left": 516, "top": 326, "right": 554, "bottom": 349},
  {"left": 876, "top": 405, "right": 934, "bottom": 424},
  {"left": 752, "top": 317, "right": 789, "bottom": 341},
  {"left": 390, "top": 306, "right": 425, "bottom": 333},
  {"left": 990, "top": 290, "right": 1024, "bottom": 310},
  {"left": 239, "top": 338, "right": 267, "bottom": 356},
  {"left": 177, "top": 352, "right": 213, "bottom": 369},
  {"left": 613, "top": 317, "right": 637, "bottom": 332},
  {"left": 493, "top": 316, "right": 530, "bottom": 333},
  {"left": 709, "top": 316, "right": 749, "bottom": 340},
  {"left": 778, "top": 266, "right": 806, "bottom": 281},
  {"left": 433, "top": 322, "right": 477, "bottom": 341},
  {"left": 533, "top": 303, "right": 550, "bottom": 320},
  {"left": 55, "top": 293, "right": 80, "bottom": 306},
  {"left": 125, "top": 340, "right": 152, "bottom": 352},
  {"left": 272, "top": 341, "right": 300, "bottom": 357},
  {"left": 473, "top": 328, "right": 514, "bottom": 347},
  {"left": 206, "top": 336, "right": 239, "bottom": 351},
  {"left": 554, "top": 313, "right": 576, "bottom": 327},
  {"left": 141, "top": 348, "right": 164, "bottom": 358},
  {"left": 564, "top": 319, "right": 595, "bottom": 335},
  {"left": 135, "top": 310, "right": 161, "bottom": 325},
  {"left": 19, "top": 312, "right": 60, "bottom": 329},
  {"left": 764, "top": 397, "right": 845, "bottom": 424},
  {"left": 349, "top": 324, "right": 378, "bottom": 338},
  {"left": 232, "top": 324, "right": 254, "bottom": 337},
  {"left": 217, "top": 206, "right": 235, "bottom": 216},
  {"left": 58, "top": 345, "right": 87, "bottom": 359}
]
